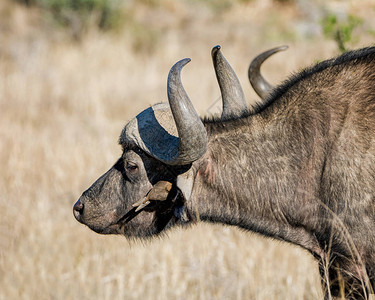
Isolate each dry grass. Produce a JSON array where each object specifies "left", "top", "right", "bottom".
[{"left": 1, "top": 0, "right": 374, "bottom": 299}]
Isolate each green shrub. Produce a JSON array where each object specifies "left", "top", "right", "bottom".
[
  {"left": 321, "top": 13, "right": 363, "bottom": 53},
  {"left": 16, "top": 0, "right": 124, "bottom": 37}
]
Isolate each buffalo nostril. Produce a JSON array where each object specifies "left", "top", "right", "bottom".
[{"left": 73, "top": 199, "right": 84, "bottom": 220}]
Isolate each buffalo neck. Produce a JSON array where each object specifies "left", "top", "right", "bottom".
[{"left": 187, "top": 108, "right": 327, "bottom": 253}]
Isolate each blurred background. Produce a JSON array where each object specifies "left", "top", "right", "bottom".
[{"left": 1, "top": 0, "right": 374, "bottom": 299}]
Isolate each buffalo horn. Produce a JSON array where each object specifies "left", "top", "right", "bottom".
[
  {"left": 211, "top": 45, "right": 247, "bottom": 118},
  {"left": 167, "top": 58, "right": 207, "bottom": 165},
  {"left": 120, "top": 59, "right": 207, "bottom": 166},
  {"left": 248, "top": 45, "right": 288, "bottom": 99}
]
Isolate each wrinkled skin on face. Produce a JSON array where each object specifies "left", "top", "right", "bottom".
[{"left": 74, "top": 147, "right": 190, "bottom": 238}]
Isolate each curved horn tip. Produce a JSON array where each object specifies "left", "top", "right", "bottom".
[
  {"left": 278, "top": 45, "right": 289, "bottom": 51},
  {"left": 211, "top": 45, "right": 222, "bottom": 56},
  {"left": 248, "top": 45, "right": 290, "bottom": 100},
  {"left": 266, "top": 45, "right": 288, "bottom": 56},
  {"left": 171, "top": 58, "right": 191, "bottom": 70},
  {"left": 168, "top": 58, "right": 191, "bottom": 86}
]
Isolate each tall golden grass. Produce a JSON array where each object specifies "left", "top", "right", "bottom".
[{"left": 1, "top": 0, "right": 374, "bottom": 299}]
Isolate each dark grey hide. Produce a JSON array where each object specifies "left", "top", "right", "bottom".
[{"left": 74, "top": 46, "right": 375, "bottom": 299}]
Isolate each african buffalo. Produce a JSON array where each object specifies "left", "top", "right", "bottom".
[{"left": 74, "top": 45, "right": 375, "bottom": 299}]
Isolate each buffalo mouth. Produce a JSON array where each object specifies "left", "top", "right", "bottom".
[
  {"left": 82, "top": 214, "right": 129, "bottom": 235},
  {"left": 73, "top": 189, "right": 182, "bottom": 236},
  {"left": 116, "top": 207, "right": 143, "bottom": 226},
  {"left": 73, "top": 198, "right": 128, "bottom": 234}
]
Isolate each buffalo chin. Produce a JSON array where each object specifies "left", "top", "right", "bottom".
[{"left": 87, "top": 223, "right": 123, "bottom": 235}]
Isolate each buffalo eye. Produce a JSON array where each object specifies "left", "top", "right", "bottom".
[{"left": 126, "top": 162, "right": 139, "bottom": 174}]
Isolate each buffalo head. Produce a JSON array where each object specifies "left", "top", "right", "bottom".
[
  {"left": 73, "top": 46, "right": 282, "bottom": 238},
  {"left": 73, "top": 58, "right": 208, "bottom": 237}
]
